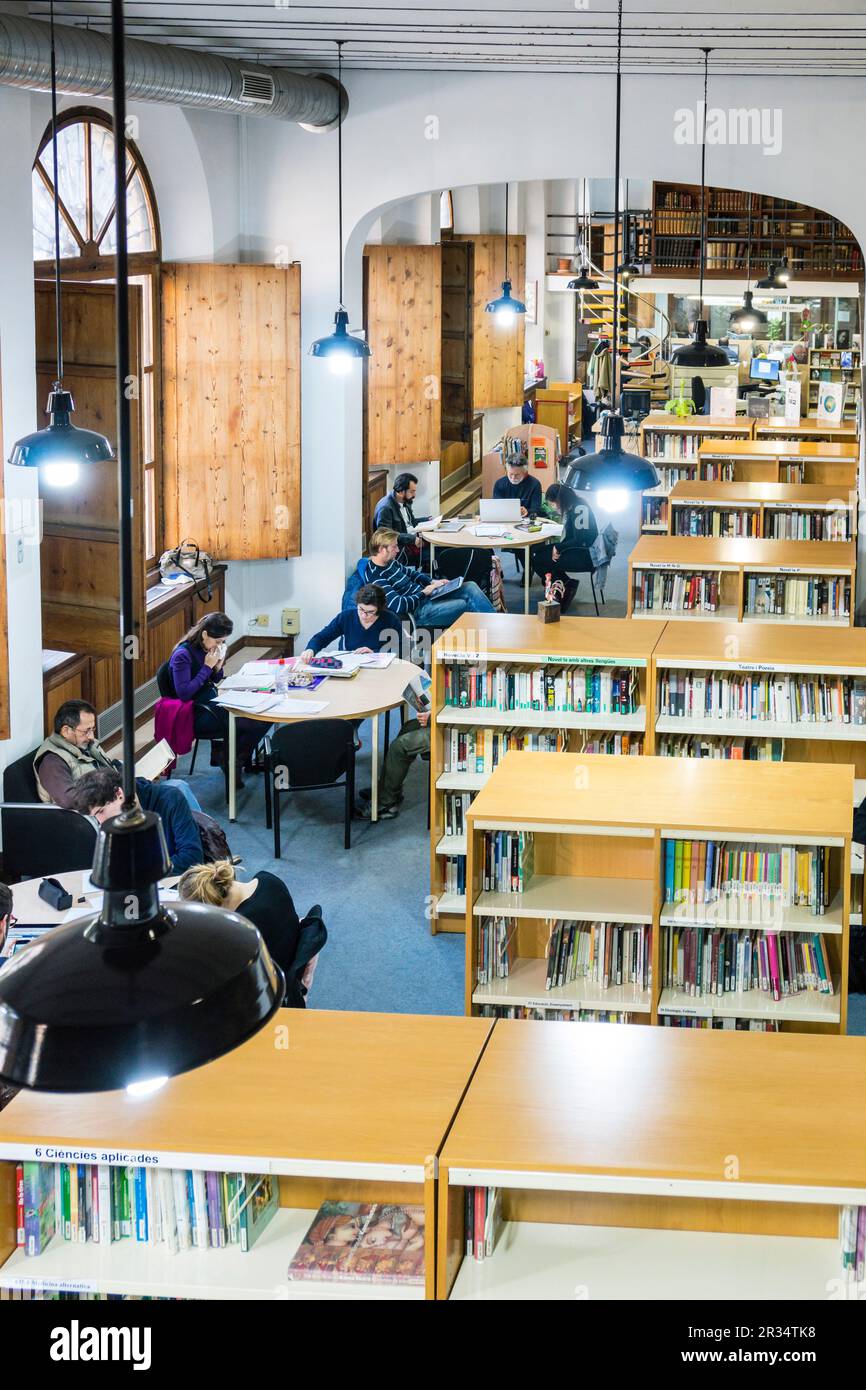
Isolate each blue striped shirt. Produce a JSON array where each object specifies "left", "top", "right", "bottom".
[{"left": 359, "top": 556, "right": 427, "bottom": 616}]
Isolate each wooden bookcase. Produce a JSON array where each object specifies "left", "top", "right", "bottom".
[
  {"left": 0, "top": 1011, "right": 491, "bottom": 1302},
  {"left": 429, "top": 614, "right": 666, "bottom": 935},
  {"left": 462, "top": 751, "right": 852, "bottom": 1032},
  {"left": 698, "top": 438, "right": 859, "bottom": 488},
  {"left": 628, "top": 536, "right": 856, "bottom": 627},
  {"left": 534, "top": 381, "right": 582, "bottom": 455},
  {"left": 808, "top": 347, "right": 861, "bottom": 422},
  {"left": 754, "top": 420, "right": 858, "bottom": 446},
  {"left": 667, "top": 481, "right": 857, "bottom": 543},
  {"left": 438, "top": 1020, "right": 866, "bottom": 1300},
  {"left": 638, "top": 415, "right": 755, "bottom": 535}
]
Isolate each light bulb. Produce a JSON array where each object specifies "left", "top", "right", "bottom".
[
  {"left": 327, "top": 350, "right": 354, "bottom": 376},
  {"left": 495, "top": 307, "right": 516, "bottom": 329},
  {"left": 126, "top": 1075, "right": 169, "bottom": 1099},
  {"left": 596, "top": 486, "right": 629, "bottom": 514},
  {"left": 41, "top": 461, "right": 80, "bottom": 488}
]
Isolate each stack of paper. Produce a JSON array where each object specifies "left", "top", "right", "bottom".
[
  {"left": 354, "top": 652, "right": 396, "bottom": 669},
  {"left": 215, "top": 690, "right": 281, "bottom": 714}
]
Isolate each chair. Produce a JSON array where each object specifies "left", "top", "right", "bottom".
[
  {"left": 563, "top": 535, "right": 608, "bottom": 617},
  {"left": 2, "top": 749, "right": 98, "bottom": 880},
  {"left": 263, "top": 720, "right": 356, "bottom": 856},
  {"left": 291, "top": 911, "right": 328, "bottom": 1002},
  {"left": 155, "top": 660, "right": 229, "bottom": 802}
]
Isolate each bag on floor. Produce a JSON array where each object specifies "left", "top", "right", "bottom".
[
  {"left": 192, "top": 809, "right": 232, "bottom": 863},
  {"left": 489, "top": 553, "right": 506, "bottom": 612}
]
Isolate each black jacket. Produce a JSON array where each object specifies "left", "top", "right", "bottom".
[
  {"left": 373, "top": 492, "right": 418, "bottom": 546},
  {"left": 492, "top": 473, "right": 542, "bottom": 515},
  {"left": 556, "top": 503, "right": 599, "bottom": 570}
]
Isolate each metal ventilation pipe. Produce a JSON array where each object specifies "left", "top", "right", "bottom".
[{"left": 0, "top": 13, "right": 340, "bottom": 127}]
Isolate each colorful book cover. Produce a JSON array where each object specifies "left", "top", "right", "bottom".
[
  {"left": 287, "top": 1202, "right": 426, "bottom": 1285},
  {"left": 238, "top": 1174, "right": 280, "bottom": 1252},
  {"left": 23, "top": 1162, "right": 56, "bottom": 1257}
]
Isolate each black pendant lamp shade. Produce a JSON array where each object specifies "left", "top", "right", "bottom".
[
  {"left": 729, "top": 289, "right": 768, "bottom": 334},
  {"left": 618, "top": 261, "right": 640, "bottom": 283},
  {"left": 756, "top": 262, "right": 790, "bottom": 291},
  {"left": 672, "top": 318, "right": 730, "bottom": 368},
  {"left": 0, "top": 0, "right": 284, "bottom": 1095},
  {"left": 310, "top": 40, "right": 371, "bottom": 370},
  {"left": 567, "top": 266, "right": 599, "bottom": 291},
  {"left": 567, "top": 412, "right": 659, "bottom": 496},
  {"left": 9, "top": 0, "right": 113, "bottom": 480},
  {"left": 485, "top": 185, "right": 526, "bottom": 323}
]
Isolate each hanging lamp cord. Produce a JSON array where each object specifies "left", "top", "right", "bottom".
[
  {"left": 611, "top": 0, "right": 622, "bottom": 405},
  {"left": 504, "top": 182, "right": 509, "bottom": 287},
  {"left": 698, "top": 47, "right": 710, "bottom": 319},
  {"left": 49, "top": 0, "right": 63, "bottom": 386},
  {"left": 337, "top": 40, "right": 344, "bottom": 309}
]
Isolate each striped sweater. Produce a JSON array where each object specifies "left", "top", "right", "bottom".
[{"left": 359, "top": 556, "right": 428, "bottom": 616}]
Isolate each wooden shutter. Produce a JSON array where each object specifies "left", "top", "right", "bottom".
[
  {"left": 364, "top": 244, "right": 441, "bottom": 467},
  {"left": 0, "top": 347, "right": 9, "bottom": 740},
  {"left": 35, "top": 281, "right": 145, "bottom": 658},
  {"left": 458, "top": 234, "right": 526, "bottom": 410},
  {"left": 161, "top": 263, "right": 301, "bottom": 560}
]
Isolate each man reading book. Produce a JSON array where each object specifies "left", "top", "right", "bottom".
[{"left": 68, "top": 769, "right": 204, "bottom": 876}]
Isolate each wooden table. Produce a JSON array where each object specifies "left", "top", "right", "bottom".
[
  {"left": 418, "top": 518, "right": 562, "bottom": 614},
  {"left": 224, "top": 658, "right": 422, "bottom": 823},
  {"left": 10, "top": 868, "right": 180, "bottom": 926}
]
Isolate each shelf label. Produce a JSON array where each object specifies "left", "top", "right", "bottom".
[
  {"left": 638, "top": 562, "right": 720, "bottom": 571},
  {"left": 3, "top": 1276, "right": 98, "bottom": 1293},
  {"left": 0, "top": 1143, "right": 274, "bottom": 1173}
]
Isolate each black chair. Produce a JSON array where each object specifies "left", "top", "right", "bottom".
[
  {"left": 155, "top": 660, "right": 229, "bottom": 802},
  {"left": 563, "top": 547, "right": 606, "bottom": 616},
  {"left": 2, "top": 750, "right": 97, "bottom": 880},
  {"left": 290, "top": 911, "right": 328, "bottom": 1003},
  {"left": 264, "top": 720, "right": 356, "bottom": 856}
]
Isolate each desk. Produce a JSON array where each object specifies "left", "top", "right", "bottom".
[
  {"left": 11, "top": 869, "right": 180, "bottom": 927},
  {"left": 224, "top": 658, "right": 422, "bottom": 824},
  {"left": 418, "top": 520, "right": 561, "bottom": 614}
]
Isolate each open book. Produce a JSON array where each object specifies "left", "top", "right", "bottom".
[{"left": 134, "top": 738, "right": 176, "bottom": 781}]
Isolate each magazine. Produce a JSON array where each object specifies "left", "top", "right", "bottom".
[
  {"left": 402, "top": 669, "right": 432, "bottom": 715},
  {"left": 287, "top": 1202, "right": 426, "bottom": 1285}
]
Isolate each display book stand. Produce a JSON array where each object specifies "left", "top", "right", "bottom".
[
  {"left": 627, "top": 536, "right": 856, "bottom": 626},
  {"left": 462, "top": 749, "right": 852, "bottom": 1032},
  {"left": 0, "top": 1012, "right": 491, "bottom": 1302},
  {"left": 428, "top": 614, "right": 666, "bottom": 935},
  {"left": 437, "top": 1019, "right": 866, "bottom": 1301},
  {"left": 808, "top": 346, "right": 861, "bottom": 421}
]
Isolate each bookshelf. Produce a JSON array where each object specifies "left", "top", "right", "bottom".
[
  {"left": 437, "top": 1021, "right": 866, "bottom": 1300},
  {"left": 462, "top": 751, "right": 852, "bottom": 1033},
  {"left": 638, "top": 415, "right": 755, "bottom": 535},
  {"left": 628, "top": 536, "right": 856, "bottom": 626},
  {"left": 668, "top": 481, "right": 856, "bottom": 542},
  {"left": 429, "top": 614, "right": 666, "bottom": 935},
  {"left": 754, "top": 420, "right": 858, "bottom": 446},
  {"left": 698, "top": 437, "right": 859, "bottom": 488},
  {"left": 0, "top": 1011, "right": 491, "bottom": 1301},
  {"left": 534, "top": 381, "right": 582, "bottom": 455},
  {"left": 808, "top": 347, "right": 861, "bottom": 422}
]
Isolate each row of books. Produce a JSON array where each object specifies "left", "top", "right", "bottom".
[
  {"left": 476, "top": 917, "right": 516, "bottom": 984},
  {"left": 642, "top": 496, "right": 668, "bottom": 526},
  {"left": 479, "top": 1004, "right": 634, "bottom": 1023},
  {"left": 443, "top": 855, "right": 466, "bottom": 896},
  {"left": 744, "top": 574, "right": 851, "bottom": 619},
  {"left": 663, "top": 840, "right": 831, "bottom": 917},
  {"left": 653, "top": 462, "right": 736, "bottom": 486},
  {"left": 443, "top": 664, "right": 639, "bottom": 716},
  {"left": 633, "top": 570, "right": 721, "bottom": 614},
  {"left": 658, "top": 669, "right": 866, "bottom": 726},
  {"left": 443, "top": 790, "right": 474, "bottom": 837},
  {"left": 545, "top": 921, "right": 652, "bottom": 991},
  {"left": 658, "top": 734, "right": 783, "bottom": 761},
  {"left": 579, "top": 732, "right": 644, "bottom": 755},
  {"left": 0, "top": 1291, "right": 182, "bottom": 1301},
  {"left": 464, "top": 1187, "right": 503, "bottom": 1262},
  {"left": 764, "top": 510, "right": 851, "bottom": 542},
  {"left": 672, "top": 508, "right": 759, "bottom": 539},
  {"left": 16, "top": 1162, "right": 278, "bottom": 1257},
  {"left": 662, "top": 1016, "right": 779, "bottom": 1031},
  {"left": 481, "top": 831, "right": 534, "bottom": 894},
  {"left": 442, "top": 727, "right": 565, "bottom": 774},
  {"left": 661, "top": 927, "right": 834, "bottom": 1000},
  {"left": 778, "top": 462, "right": 805, "bottom": 482},
  {"left": 840, "top": 1207, "right": 866, "bottom": 1283}
]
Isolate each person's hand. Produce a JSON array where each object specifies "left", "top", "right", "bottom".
[
  {"left": 552, "top": 546, "right": 560, "bottom": 562},
  {"left": 204, "top": 647, "right": 222, "bottom": 669},
  {"left": 299, "top": 648, "right": 314, "bottom": 664},
  {"left": 417, "top": 711, "right": 431, "bottom": 729},
  {"left": 520, "top": 505, "right": 528, "bottom": 517},
  {"left": 423, "top": 579, "right": 448, "bottom": 596},
  {"left": 355, "top": 646, "right": 373, "bottom": 654}
]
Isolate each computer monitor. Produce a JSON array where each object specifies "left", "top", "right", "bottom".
[{"left": 750, "top": 358, "right": 780, "bottom": 383}]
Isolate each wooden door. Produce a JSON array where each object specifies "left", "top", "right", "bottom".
[
  {"left": 441, "top": 240, "right": 474, "bottom": 445},
  {"left": 364, "top": 244, "right": 442, "bottom": 467},
  {"left": 457, "top": 234, "right": 526, "bottom": 410},
  {"left": 161, "top": 263, "right": 302, "bottom": 560},
  {"left": 35, "top": 280, "right": 145, "bottom": 658}
]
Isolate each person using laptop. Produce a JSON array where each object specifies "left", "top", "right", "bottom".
[
  {"left": 358, "top": 528, "right": 494, "bottom": 626},
  {"left": 492, "top": 457, "right": 542, "bottom": 516}
]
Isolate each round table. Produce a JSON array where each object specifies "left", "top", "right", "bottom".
[
  {"left": 418, "top": 518, "right": 562, "bottom": 613},
  {"left": 9, "top": 869, "right": 180, "bottom": 927},
  {"left": 224, "top": 657, "right": 423, "bottom": 823}
]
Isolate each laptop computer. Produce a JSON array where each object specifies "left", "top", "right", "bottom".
[
  {"left": 479, "top": 498, "right": 522, "bottom": 523},
  {"left": 427, "top": 576, "right": 464, "bottom": 600}
]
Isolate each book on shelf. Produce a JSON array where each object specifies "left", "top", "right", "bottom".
[
  {"left": 840, "top": 1206, "right": 866, "bottom": 1283},
  {"left": 544, "top": 921, "right": 652, "bottom": 991},
  {"left": 642, "top": 495, "right": 667, "bottom": 525},
  {"left": 481, "top": 830, "right": 535, "bottom": 893},
  {"left": 744, "top": 574, "right": 850, "bottom": 619},
  {"left": 779, "top": 462, "right": 805, "bottom": 482},
  {"left": 633, "top": 570, "right": 720, "bottom": 614},
  {"left": 660, "top": 926, "right": 834, "bottom": 1001},
  {"left": 286, "top": 1202, "right": 425, "bottom": 1287},
  {"left": 658, "top": 734, "right": 784, "bottom": 761},
  {"left": 12, "top": 1162, "right": 276, "bottom": 1256},
  {"left": 443, "top": 790, "right": 473, "bottom": 836},
  {"left": 443, "top": 727, "right": 565, "bottom": 774},
  {"left": 579, "top": 731, "right": 644, "bottom": 755},
  {"left": 476, "top": 917, "right": 518, "bottom": 984},
  {"left": 0, "top": 1291, "right": 185, "bottom": 1301},
  {"left": 663, "top": 839, "right": 831, "bottom": 920},
  {"left": 443, "top": 855, "right": 467, "bottom": 895},
  {"left": 464, "top": 1186, "right": 503, "bottom": 1262},
  {"left": 763, "top": 509, "right": 851, "bottom": 541},
  {"left": 479, "top": 1004, "right": 634, "bottom": 1022},
  {"left": 662, "top": 1016, "right": 779, "bottom": 1031},
  {"left": 672, "top": 507, "right": 759, "bottom": 539},
  {"left": 443, "top": 664, "right": 639, "bottom": 716},
  {"left": 659, "top": 668, "right": 866, "bottom": 726}
]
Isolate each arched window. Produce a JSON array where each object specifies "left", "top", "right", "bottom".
[{"left": 32, "top": 110, "right": 162, "bottom": 566}]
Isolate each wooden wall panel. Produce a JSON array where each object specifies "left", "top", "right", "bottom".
[
  {"left": 459, "top": 234, "right": 526, "bottom": 410},
  {"left": 162, "top": 263, "right": 301, "bottom": 561},
  {"left": 364, "top": 244, "right": 441, "bottom": 467},
  {"left": 0, "top": 347, "right": 10, "bottom": 741}
]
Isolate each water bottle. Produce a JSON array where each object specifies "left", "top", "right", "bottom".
[{"left": 275, "top": 660, "right": 289, "bottom": 699}]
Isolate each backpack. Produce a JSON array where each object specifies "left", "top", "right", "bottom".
[{"left": 192, "top": 810, "right": 232, "bottom": 863}]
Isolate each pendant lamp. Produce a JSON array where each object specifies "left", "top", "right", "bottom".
[
  {"left": 0, "top": 0, "right": 284, "bottom": 1096},
  {"left": 729, "top": 195, "right": 767, "bottom": 334},
  {"left": 309, "top": 41, "right": 371, "bottom": 372},
  {"left": 568, "top": 181, "right": 599, "bottom": 291},
  {"left": 8, "top": 0, "right": 113, "bottom": 487},
  {"left": 756, "top": 262, "right": 790, "bottom": 291},
  {"left": 670, "top": 49, "right": 729, "bottom": 370},
  {"left": 485, "top": 183, "right": 526, "bottom": 326}
]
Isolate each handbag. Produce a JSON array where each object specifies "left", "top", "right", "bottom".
[{"left": 159, "top": 538, "right": 213, "bottom": 602}]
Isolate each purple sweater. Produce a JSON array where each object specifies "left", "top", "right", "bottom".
[{"left": 168, "top": 641, "right": 225, "bottom": 704}]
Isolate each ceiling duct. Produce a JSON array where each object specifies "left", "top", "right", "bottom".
[{"left": 0, "top": 12, "right": 340, "bottom": 127}]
